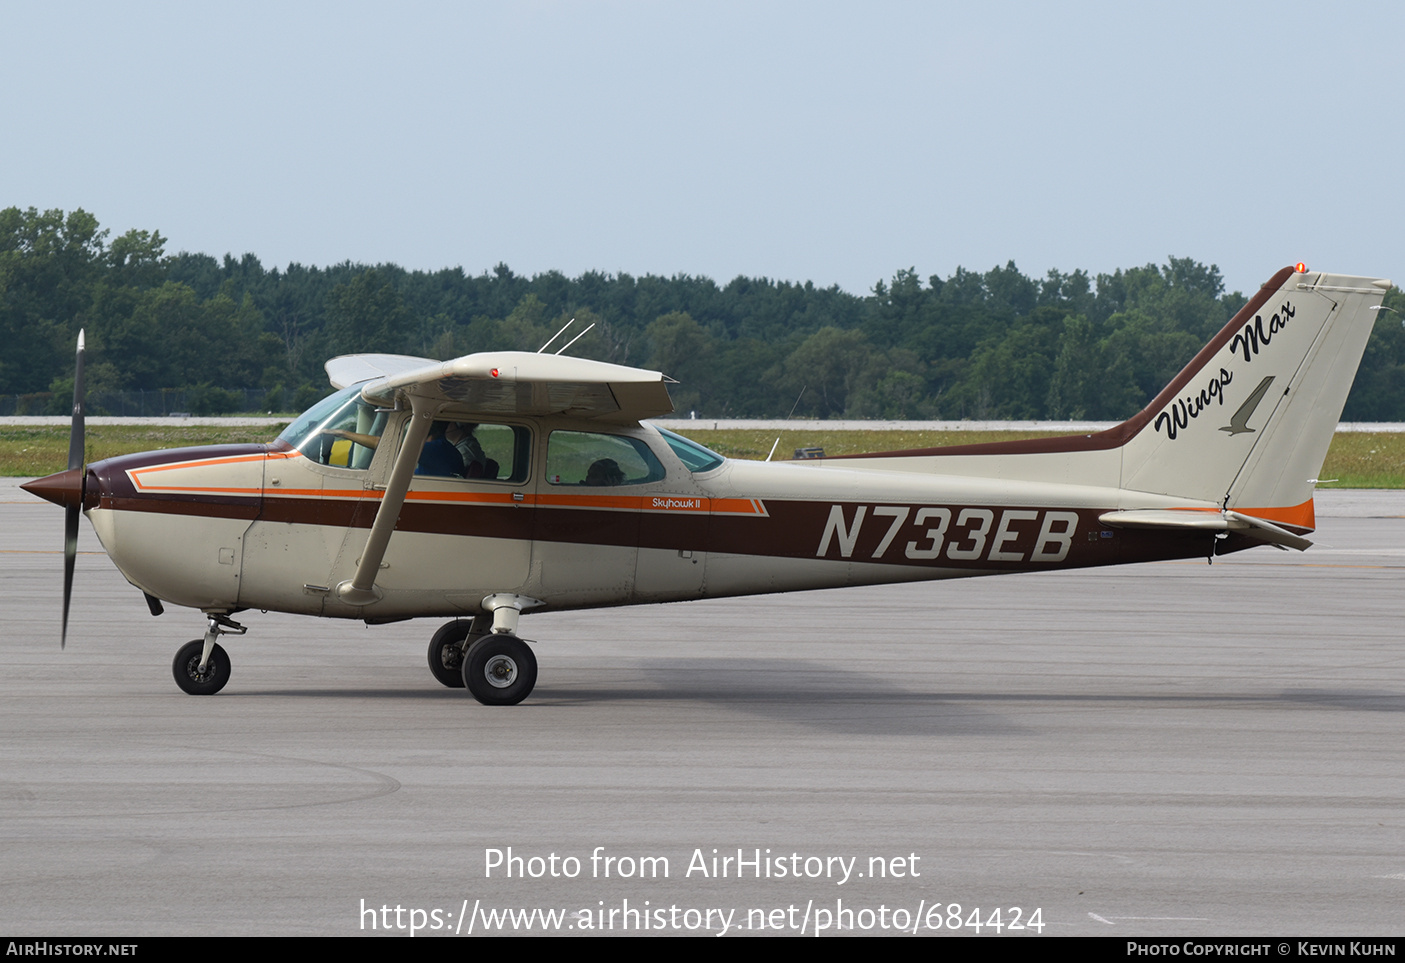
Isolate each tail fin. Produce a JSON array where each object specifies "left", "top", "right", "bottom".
[
  {"left": 1118, "top": 266, "right": 1390, "bottom": 513},
  {"left": 824, "top": 266, "right": 1389, "bottom": 529}
]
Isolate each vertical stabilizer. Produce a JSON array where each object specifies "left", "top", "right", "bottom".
[{"left": 1118, "top": 267, "right": 1388, "bottom": 515}]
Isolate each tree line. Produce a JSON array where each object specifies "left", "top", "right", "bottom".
[{"left": 3, "top": 206, "right": 1402, "bottom": 419}]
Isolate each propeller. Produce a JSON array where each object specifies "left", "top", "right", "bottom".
[{"left": 61, "top": 329, "right": 86, "bottom": 649}]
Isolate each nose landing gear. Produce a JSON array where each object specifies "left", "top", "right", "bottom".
[
  {"left": 172, "top": 640, "right": 230, "bottom": 695},
  {"left": 171, "top": 614, "right": 245, "bottom": 695}
]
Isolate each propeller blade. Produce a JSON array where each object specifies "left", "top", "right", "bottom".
[
  {"left": 62, "top": 504, "right": 78, "bottom": 649},
  {"left": 61, "top": 329, "right": 86, "bottom": 649},
  {"left": 68, "top": 330, "right": 86, "bottom": 472}
]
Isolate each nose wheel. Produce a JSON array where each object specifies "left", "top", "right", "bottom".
[
  {"left": 462, "top": 635, "right": 537, "bottom": 706},
  {"left": 172, "top": 639, "right": 230, "bottom": 695},
  {"left": 171, "top": 614, "right": 244, "bottom": 695}
]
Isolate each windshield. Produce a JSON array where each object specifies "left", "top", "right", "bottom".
[
  {"left": 277, "top": 384, "right": 388, "bottom": 468},
  {"left": 278, "top": 385, "right": 359, "bottom": 448},
  {"left": 656, "top": 427, "right": 725, "bottom": 473}
]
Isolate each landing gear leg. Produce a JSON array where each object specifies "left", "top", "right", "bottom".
[
  {"left": 460, "top": 590, "right": 547, "bottom": 702},
  {"left": 458, "top": 594, "right": 543, "bottom": 705},
  {"left": 172, "top": 615, "right": 244, "bottom": 695}
]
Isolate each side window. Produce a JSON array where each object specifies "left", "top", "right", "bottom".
[
  {"left": 401, "top": 420, "right": 531, "bottom": 482},
  {"left": 468, "top": 423, "right": 531, "bottom": 483},
  {"left": 546, "top": 431, "right": 666, "bottom": 487}
]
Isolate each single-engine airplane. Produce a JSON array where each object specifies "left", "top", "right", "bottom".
[{"left": 21, "top": 265, "right": 1391, "bottom": 705}]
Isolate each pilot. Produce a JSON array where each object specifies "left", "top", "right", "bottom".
[
  {"left": 319, "top": 423, "right": 383, "bottom": 467},
  {"left": 584, "top": 458, "right": 625, "bottom": 486},
  {"left": 415, "top": 422, "right": 465, "bottom": 477},
  {"left": 323, "top": 427, "right": 380, "bottom": 449},
  {"left": 325, "top": 422, "right": 466, "bottom": 476}
]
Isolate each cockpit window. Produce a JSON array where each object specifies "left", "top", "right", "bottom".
[
  {"left": 546, "top": 431, "right": 666, "bottom": 486},
  {"left": 277, "top": 384, "right": 387, "bottom": 469},
  {"left": 657, "top": 427, "right": 725, "bottom": 473}
]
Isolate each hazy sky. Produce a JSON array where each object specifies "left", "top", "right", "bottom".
[{"left": 4, "top": 1, "right": 1401, "bottom": 297}]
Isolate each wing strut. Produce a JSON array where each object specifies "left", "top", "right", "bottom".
[{"left": 336, "top": 398, "right": 435, "bottom": 606}]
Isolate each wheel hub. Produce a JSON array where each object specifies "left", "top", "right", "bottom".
[{"left": 483, "top": 655, "right": 518, "bottom": 688}]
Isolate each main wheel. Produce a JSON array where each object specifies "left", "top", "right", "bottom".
[
  {"left": 462, "top": 634, "right": 537, "bottom": 706},
  {"left": 427, "top": 620, "right": 474, "bottom": 688},
  {"left": 172, "top": 639, "right": 230, "bottom": 695}
]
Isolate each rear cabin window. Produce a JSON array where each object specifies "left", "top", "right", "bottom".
[{"left": 546, "top": 431, "right": 665, "bottom": 487}]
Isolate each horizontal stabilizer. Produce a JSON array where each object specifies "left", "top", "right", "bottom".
[{"left": 1098, "top": 509, "right": 1312, "bottom": 551}]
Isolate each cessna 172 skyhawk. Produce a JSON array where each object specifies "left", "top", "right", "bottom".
[{"left": 21, "top": 265, "right": 1392, "bottom": 705}]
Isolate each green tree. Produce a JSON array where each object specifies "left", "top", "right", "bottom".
[
  {"left": 324, "top": 269, "right": 407, "bottom": 353},
  {"left": 645, "top": 311, "right": 715, "bottom": 413},
  {"left": 1342, "top": 287, "right": 1405, "bottom": 420},
  {"left": 778, "top": 326, "right": 871, "bottom": 418},
  {"left": 0, "top": 207, "right": 108, "bottom": 392}
]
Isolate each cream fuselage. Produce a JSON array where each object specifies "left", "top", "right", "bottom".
[{"left": 83, "top": 414, "right": 1241, "bottom": 621}]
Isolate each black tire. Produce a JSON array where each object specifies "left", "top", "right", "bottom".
[
  {"left": 427, "top": 620, "right": 474, "bottom": 688},
  {"left": 462, "top": 634, "right": 537, "bottom": 706},
  {"left": 172, "top": 639, "right": 230, "bottom": 695}
]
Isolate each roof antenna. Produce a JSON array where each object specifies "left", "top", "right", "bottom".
[
  {"left": 765, "top": 437, "right": 781, "bottom": 462},
  {"left": 555, "top": 322, "right": 596, "bottom": 355},
  {"left": 537, "top": 318, "right": 576, "bottom": 353},
  {"left": 785, "top": 386, "right": 807, "bottom": 420}
]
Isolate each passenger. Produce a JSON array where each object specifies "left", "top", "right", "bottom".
[
  {"left": 584, "top": 458, "right": 624, "bottom": 486},
  {"left": 447, "top": 422, "right": 488, "bottom": 475}
]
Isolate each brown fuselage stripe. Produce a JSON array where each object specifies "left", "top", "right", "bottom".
[
  {"left": 92, "top": 483, "right": 1250, "bottom": 573},
  {"left": 84, "top": 440, "right": 1278, "bottom": 574}
]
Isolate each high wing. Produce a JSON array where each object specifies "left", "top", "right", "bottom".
[{"left": 329, "top": 350, "right": 675, "bottom": 424}]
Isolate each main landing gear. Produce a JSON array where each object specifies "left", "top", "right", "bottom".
[
  {"left": 462, "top": 634, "right": 537, "bottom": 706},
  {"left": 172, "top": 614, "right": 245, "bottom": 695},
  {"left": 170, "top": 600, "right": 540, "bottom": 705},
  {"left": 427, "top": 595, "right": 540, "bottom": 706},
  {"left": 427, "top": 619, "right": 478, "bottom": 688}
]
